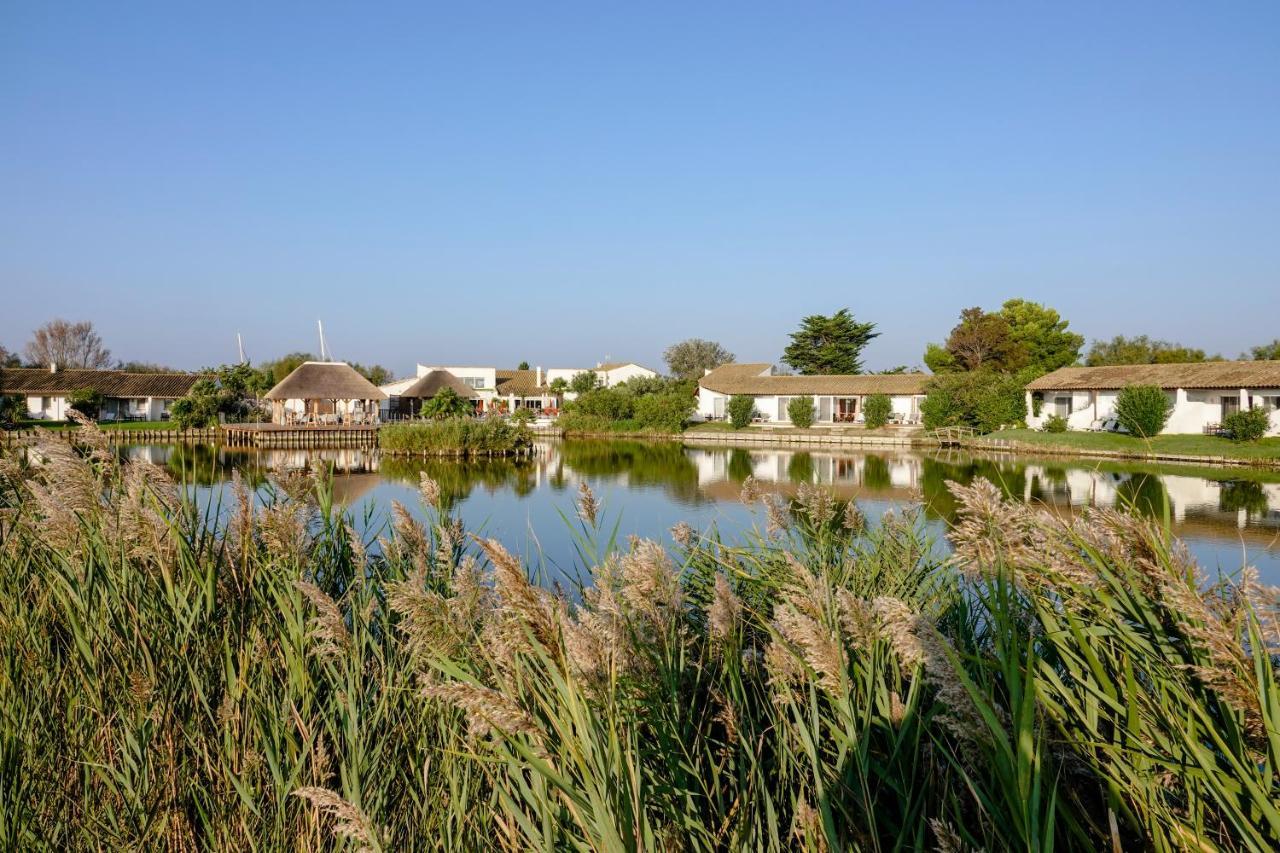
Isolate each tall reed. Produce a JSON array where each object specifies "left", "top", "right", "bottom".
[{"left": 0, "top": 421, "right": 1276, "bottom": 850}]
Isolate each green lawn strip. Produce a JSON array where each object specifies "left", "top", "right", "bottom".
[{"left": 981, "top": 429, "right": 1280, "bottom": 462}]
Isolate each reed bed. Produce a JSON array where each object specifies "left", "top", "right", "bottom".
[
  {"left": 379, "top": 417, "right": 534, "bottom": 457},
  {"left": 0, "top": 421, "right": 1277, "bottom": 851}
]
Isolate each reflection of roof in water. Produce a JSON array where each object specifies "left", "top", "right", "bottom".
[{"left": 330, "top": 472, "right": 383, "bottom": 507}]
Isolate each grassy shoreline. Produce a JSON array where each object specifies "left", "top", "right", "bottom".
[
  {"left": 976, "top": 428, "right": 1280, "bottom": 464},
  {"left": 2, "top": 422, "right": 1277, "bottom": 849}
]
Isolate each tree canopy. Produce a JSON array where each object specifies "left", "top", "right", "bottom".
[
  {"left": 781, "top": 309, "right": 878, "bottom": 375},
  {"left": 0, "top": 344, "right": 19, "bottom": 368},
  {"left": 999, "top": 298, "right": 1083, "bottom": 373},
  {"left": 24, "top": 319, "right": 112, "bottom": 370},
  {"left": 664, "top": 338, "right": 735, "bottom": 380},
  {"left": 116, "top": 360, "right": 180, "bottom": 373},
  {"left": 1085, "top": 335, "right": 1218, "bottom": 366},
  {"left": 1247, "top": 340, "right": 1280, "bottom": 361},
  {"left": 925, "top": 300, "right": 1082, "bottom": 375}
]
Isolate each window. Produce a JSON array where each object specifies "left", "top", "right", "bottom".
[
  {"left": 777, "top": 397, "right": 792, "bottom": 421},
  {"left": 461, "top": 376, "right": 486, "bottom": 389},
  {"left": 1221, "top": 396, "right": 1240, "bottom": 419},
  {"left": 1055, "top": 396, "right": 1073, "bottom": 416}
]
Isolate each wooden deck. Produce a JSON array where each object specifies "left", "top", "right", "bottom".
[{"left": 222, "top": 423, "right": 380, "bottom": 448}]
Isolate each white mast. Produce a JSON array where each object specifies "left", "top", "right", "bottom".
[
  {"left": 237, "top": 333, "right": 247, "bottom": 364},
  {"left": 317, "top": 320, "right": 330, "bottom": 361}
]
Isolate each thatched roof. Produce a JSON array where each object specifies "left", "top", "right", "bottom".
[
  {"left": 1027, "top": 361, "right": 1280, "bottom": 392},
  {"left": 699, "top": 363, "right": 930, "bottom": 396},
  {"left": 399, "top": 370, "right": 477, "bottom": 399},
  {"left": 264, "top": 362, "right": 387, "bottom": 401},
  {"left": 495, "top": 369, "right": 550, "bottom": 397},
  {"left": 0, "top": 368, "right": 198, "bottom": 398}
]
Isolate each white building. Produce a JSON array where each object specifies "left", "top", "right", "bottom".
[
  {"left": 1025, "top": 362, "right": 1280, "bottom": 436},
  {"left": 387, "top": 361, "right": 659, "bottom": 415},
  {"left": 696, "top": 363, "right": 930, "bottom": 426},
  {"left": 0, "top": 365, "right": 198, "bottom": 422},
  {"left": 264, "top": 361, "right": 386, "bottom": 425}
]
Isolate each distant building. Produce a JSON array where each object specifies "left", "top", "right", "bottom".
[
  {"left": 1026, "top": 361, "right": 1280, "bottom": 435},
  {"left": 264, "top": 361, "right": 386, "bottom": 424},
  {"left": 696, "top": 363, "right": 930, "bottom": 426},
  {"left": 0, "top": 365, "right": 198, "bottom": 422}
]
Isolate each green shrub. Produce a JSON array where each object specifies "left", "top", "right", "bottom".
[
  {"left": 66, "top": 387, "right": 104, "bottom": 419},
  {"left": 632, "top": 393, "right": 695, "bottom": 432},
  {"left": 0, "top": 394, "right": 25, "bottom": 427},
  {"left": 863, "top": 394, "right": 892, "bottom": 429},
  {"left": 728, "top": 395, "right": 756, "bottom": 429},
  {"left": 921, "top": 371, "right": 1026, "bottom": 433},
  {"left": 509, "top": 407, "right": 536, "bottom": 426},
  {"left": 420, "top": 388, "right": 472, "bottom": 420},
  {"left": 1042, "top": 414, "right": 1068, "bottom": 433},
  {"left": 1115, "top": 384, "right": 1171, "bottom": 438},
  {"left": 379, "top": 417, "right": 530, "bottom": 455},
  {"left": 567, "top": 388, "right": 633, "bottom": 422},
  {"left": 170, "top": 393, "right": 219, "bottom": 429},
  {"left": 1222, "top": 406, "right": 1270, "bottom": 442},
  {"left": 787, "top": 396, "right": 815, "bottom": 428}
]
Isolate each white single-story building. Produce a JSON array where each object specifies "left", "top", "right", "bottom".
[
  {"left": 696, "top": 363, "right": 931, "bottom": 426},
  {"left": 264, "top": 361, "right": 386, "bottom": 425},
  {"left": 1025, "top": 361, "right": 1280, "bottom": 436},
  {"left": 0, "top": 365, "right": 198, "bottom": 421},
  {"left": 392, "top": 361, "right": 660, "bottom": 415}
]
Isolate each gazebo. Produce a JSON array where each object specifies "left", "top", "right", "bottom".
[
  {"left": 390, "top": 369, "right": 478, "bottom": 418},
  {"left": 264, "top": 361, "right": 387, "bottom": 425}
]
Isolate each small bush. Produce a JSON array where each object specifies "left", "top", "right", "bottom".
[
  {"left": 509, "top": 407, "right": 536, "bottom": 426},
  {"left": 727, "top": 395, "right": 756, "bottom": 429},
  {"left": 787, "top": 396, "right": 815, "bottom": 428},
  {"left": 1115, "top": 384, "right": 1171, "bottom": 438},
  {"left": 863, "top": 394, "right": 892, "bottom": 429},
  {"left": 1222, "top": 407, "right": 1270, "bottom": 442},
  {"left": 567, "top": 388, "right": 633, "bottom": 422},
  {"left": 379, "top": 417, "right": 531, "bottom": 455},
  {"left": 67, "top": 387, "right": 104, "bottom": 419},
  {"left": 1042, "top": 414, "right": 1068, "bottom": 433}
]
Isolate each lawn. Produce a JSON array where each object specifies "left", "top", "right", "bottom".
[
  {"left": 12, "top": 419, "right": 180, "bottom": 431},
  {"left": 982, "top": 428, "right": 1280, "bottom": 461}
]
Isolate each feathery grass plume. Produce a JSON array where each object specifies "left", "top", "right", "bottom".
[
  {"left": 764, "top": 493, "right": 790, "bottom": 537},
  {"left": 616, "top": 538, "right": 682, "bottom": 631},
  {"left": 841, "top": 500, "right": 865, "bottom": 533},
  {"left": 434, "top": 516, "right": 464, "bottom": 571},
  {"left": 479, "top": 536, "right": 558, "bottom": 655},
  {"left": 791, "top": 799, "right": 829, "bottom": 852},
  {"left": 929, "top": 819, "right": 967, "bottom": 853},
  {"left": 707, "top": 573, "right": 741, "bottom": 645},
  {"left": 418, "top": 471, "right": 441, "bottom": 510},
  {"left": 295, "top": 580, "right": 351, "bottom": 659},
  {"left": 112, "top": 461, "right": 179, "bottom": 562},
  {"left": 576, "top": 481, "right": 600, "bottom": 526},
  {"left": 226, "top": 469, "right": 255, "bottom": 554},
  {"left": 258, "top": 500, "right": 310, "bottom": 563},
  {"left": 422, "top": 682, "right": 540, "bottom": 739},
  {"left": 344, "top": 521, "right": 367, "bottom": 567},
  {"left": 670, "top": 520, "right": 694, "bottom": 548},
  {"left": 561, "top": 588, "right": 627, "bottom": 685},
  {"left": 795, "top": 482, "right": 836, "bottom": 528},
  {"left": 68, "top": 409, "right": 114, "bottom": 467},
  {"left": 872, "top": 596, "right": 988, "bottom": 744},
  {"left": 272, "top": 466, "right": 317, "bottom": 506},
  {"left": 386, "top": 579, "right": 454, "bottom": 661},
  {"left": 771, "top": 600, "right": 845, "bottom": 694},
  {"left": 739, "top": 475, "right": 762, "bottom": 506},
  {"left": 23, "top": 435, "right": 103, "bottom": 553},
  {"left": 833, "top": 589, "right": 876, "bottom": 650},
  {"left": 293, "top": 787, "right": 384, "bottom": 852}
]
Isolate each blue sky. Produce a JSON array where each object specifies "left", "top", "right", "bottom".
[{"left": 2, "top": 2, "right": 1277, "bottom": 375}]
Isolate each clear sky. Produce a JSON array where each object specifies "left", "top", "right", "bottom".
[{"left": 2, "top": 2, "right": 1278, "bottom": 376}]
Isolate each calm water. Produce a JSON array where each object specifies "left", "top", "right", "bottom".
[{"left": 120, "top": 439, "right": 1280, "bottom": 585}]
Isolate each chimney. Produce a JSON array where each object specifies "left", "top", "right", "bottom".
[
  {"left": 535, "top": 366, "right": 543, "bottom": 386},
  {"left": 49, "top": 362, "right": 57, "bottom": 374}
]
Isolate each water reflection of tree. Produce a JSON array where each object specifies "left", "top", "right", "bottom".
[
  {"left": 558, "top": 440, "right": 706, "bottom": 504},
  {"left": 787, "top": 452, "right": 814, "bottom": 484},
  {"left": 917, "top": 456, "right": 1029, "bottom": 524},
  {"left": 161, "top": 444, "right": 270, "bottom": 488},
  {"left": 379, "top": 456, "right": 536, "bottom": 512},
  {"left": 1114, "top": 473, "right": 1169, "bottom": 519},
  {"left": 727, "top": 449, "right": 753, "bottom": 483},
  {"left": 1219, "top": 480, "right": 1269, "bottom": 516},
  {"left": 861, "top": 455, "right": 892, "bottom": 491}
]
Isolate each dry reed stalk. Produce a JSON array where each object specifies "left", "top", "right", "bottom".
[
  {"left": 576, "top": 481, "right": 600, "bottom": 526},
  {"left": 422, "top": 682, "right": 540, "bottom": 739},
  {"left": 295, "top": 580, "right": 350, "bottom": 659},
  {"left": 708, "top": 573, "right": 741, "bottom": 645},
  {"left": 292, "top": 787, "right": 384, "bottom": 852}
]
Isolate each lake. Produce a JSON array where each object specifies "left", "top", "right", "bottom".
[{"left": 120, "top": 438, "right": 1280, "bottom": 585}]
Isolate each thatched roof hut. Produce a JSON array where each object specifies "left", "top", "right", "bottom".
[
  {"left": 264, "top": 362, "right": 386, "bottom": 424},
  {"left": 399, "top": 370, "right": 478, "bottom": 400}
]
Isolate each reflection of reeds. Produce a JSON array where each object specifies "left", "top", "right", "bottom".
[{"left": 3, "top": 426, "right": 1278, "bottom": 853}]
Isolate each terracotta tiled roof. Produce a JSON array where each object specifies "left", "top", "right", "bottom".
[
  {"left": 0, "top": 368, "right": 199, "bottom": 398},
  {"left": 699, "top": 363, "right": 930, "bottom": 396},
  {"left": 495, "top": 370, "right": 549, "bottom": 397},
  {"left": 1026, "top": 361, "right": 1280, "bottom": 391},
  {"left": 264, "top": 362, "right": 387, "bottom": 400}
]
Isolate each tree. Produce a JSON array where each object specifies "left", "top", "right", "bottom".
[
  {"left": 517, "top": 361, "right": 530, "bottom": 371},
  {"left": 1086, "top": 336, "right": 1214, "bottom": 366},
  {"left": 420, "top": 388, "right": 471, "bottom": 420},
  {"left": 878, "top": 365, "right": 913, "bottom": 375},
  {"left": 998, "top": 299, "right": 1083, "bottom": 373},
  {"left": 569, "top": 370, "right": 603, "bottom": 394},
  {"left": 664, "top": 339, "right": 735, "bottom": 380},
  {"left": 923, "top": 343, "right": 959, "bottom": 374},
  {"left": 921, "top": 371, "right": 1027, "bottom": 433},
  {"left": 260, "top": 352, "right": 316, "bottom": 385},
  {"left": 350, "top": 362, "right": 393, "bottom": 387},
  {"left": 727, "top": 395, "right": 756, "bottom": 429},
  {"left": 549, "top": 377, "right": 569, "bottom": 396},
  {"left": 0, "top": 344, "right": 20, "bottom": 367},
  {"left": 1222, "top": 407, "right": 1270, "bottom": 442},
  {"left": 782, "top": 309, "right": 878, "bottom": 375},
  {"left": 942, "top": 308, "right": 1026, "bottom": 372},
  {"left": 170, "top": 364, "right": 268, "bottom": 429},
  {"left": 116, "top": 361, "right": 179, "bottom": 373},
  {"left": 1114, "top": 385, "right": 1171, "bottom": 437},
  {"left": 25, "top": 319, "right": 112, "bottom": 369},
  {"left": 1247, "top": 340, "right": 1280, "bottom": 361},
  {"left": 0, "top": 394, "right": 23, "bottom": 426}
]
